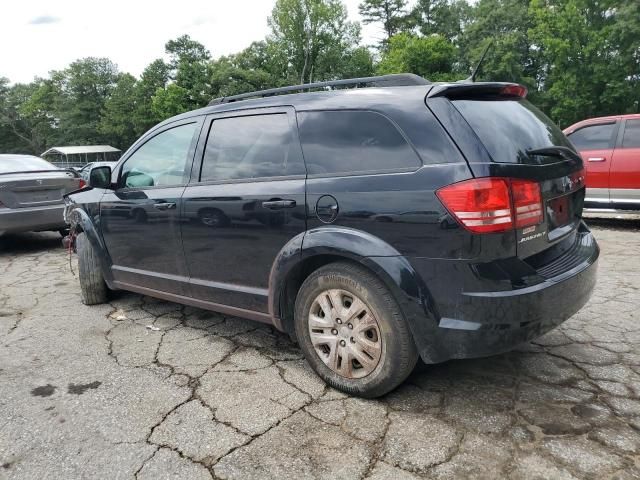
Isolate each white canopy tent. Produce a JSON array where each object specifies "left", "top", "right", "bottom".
[{"left": 41, "top": 145, "right": 121, "bottom": 167}]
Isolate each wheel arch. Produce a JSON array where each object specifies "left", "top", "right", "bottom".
[
  {"left": 69, "top": 207, "right": 115, "bottom": 288},
  {"left": 269, "top": 227, "right": 441, "bottom": 360}
]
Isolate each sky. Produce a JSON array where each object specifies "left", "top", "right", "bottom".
[{"left": 1, "top": 0, "right": 395, "bottom": 84}]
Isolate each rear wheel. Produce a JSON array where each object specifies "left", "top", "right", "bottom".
[
  {"left": 294, "top": 262, "right": 418, "bottom": 398},
  {"left": 77, "top": 232, "right": 108, "bottom": 305}
]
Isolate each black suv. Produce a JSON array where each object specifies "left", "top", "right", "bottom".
[{"left": 65, "top": 74, "right": 599, "bottom": 397}]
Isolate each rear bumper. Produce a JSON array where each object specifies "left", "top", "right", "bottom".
[
  {"left": 0, "top": 204, "right": 66, "bottom": 233},
  {"left": 410, "top": 225, "right": 599, "bottom": 363}
]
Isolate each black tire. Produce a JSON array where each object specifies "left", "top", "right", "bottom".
[
  {"left": 294, "top": 262, "right": 418, "bottom": 398},
  {"left": 76, "top": 232, "right": 108, "bottom": 305}
]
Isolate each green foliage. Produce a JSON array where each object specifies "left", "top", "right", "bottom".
[
  {"left": 528, "top": 0, "right": 640, "bottom": 126},
  {"left": 410, "top": 0, "right": 471, "bottom": 40},
  {"left": 378, "top": 33, "right": 462, "bottom": 81},
  {"left": 359, "top": 0, "right": 409, "bottom": 42},
  {"left": 268, "top": 0, "right": 362, "bottom": 83},
  {"left": 151, "top": 83, "right": 191, "bottom": 120},
  {"left": 99, "top": 73, "right": 138, "bottom": 148},
  {"left": 52, "top": 57, "right": 120, "bottom": 145},
  {"left": 1, "top": 0, "right": 639, "bottom": 154},
  {"left": 160, "top": 35, "right": 212, "bottom": 112}
]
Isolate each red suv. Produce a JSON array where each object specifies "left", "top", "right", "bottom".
[{"left": 564, "top": 114, "right": 640, "bottom": 211}]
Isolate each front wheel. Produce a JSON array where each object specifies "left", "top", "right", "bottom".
[
  {"left": 294, "top": 262, "right": 418, "bottom": 398},
  {"left": 76, "top": 232, "right": 108, "bottom": 305}
]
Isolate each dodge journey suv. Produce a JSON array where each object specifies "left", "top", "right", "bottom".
[{"left": 64, "top": 74, "right": 599, "bottom": 397}]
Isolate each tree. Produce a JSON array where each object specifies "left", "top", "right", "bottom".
[
  {"left": 268, "top": 0, "right": 362, "bottom": 83},
  {"left": 358, "top": 0, "right": 409, "bottom": 44},
  {"left": 456, "top": 0, "right": 537, "bottom": 98},
  {"left": 0, "top": 79, "right": 59, "bottom": 154},
  {"left": 528, "top": 0, "right": 638, "bottom": 126},
  {"left": 99, "top": 73, "right": 138, "bottom": 149},
  {"left": 378, "top": 33, "right": 461, "bottom": 81},
  {"left": 410, "top": 0, "right": 471, "bottom": 41},
  {"left": 52, "top": 57, "right": 120, "bottom": 144},
  {"left": 151, "top": 83, "right": 191, "bottom": 120},
  {"left": 163, "top": 35, "right": 211, "bottom": 110},
  {"left": 133, "top": 59, "right": 170, "bottom": 135}
]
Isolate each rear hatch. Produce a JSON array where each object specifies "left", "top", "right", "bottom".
[
  {"left": 428, "top": 83, "right": 585, "bottom": 259},
  {"left": 0, "top": 170, "right": 83, "bottom": 209}
]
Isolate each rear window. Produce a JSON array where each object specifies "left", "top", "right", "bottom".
[
  {"left": 297, "top": 110, "right": 421, "bottom": 175},
  {"left": 452, "top": 99, "right": 573, "bottom": 163},
  {"left": 0, "top": 156, "right": 57, "bottom": 174}
]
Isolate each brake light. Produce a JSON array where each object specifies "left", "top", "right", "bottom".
[
  {"left": 436, "top": 177, "right": 543, "bottom": 234},
  {"left": 78, "top": 179, "right": 86, "bottom": 189},
  {"left": 500, "top": 85, "right": 527, "bottom": 98}
]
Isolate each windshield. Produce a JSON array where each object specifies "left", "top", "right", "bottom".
[
  {"left": 0, "top": 156, "right": 57, "bottom": 174},
  {"left": 452, "top": 99, "right": 574, "bottom": 163}
]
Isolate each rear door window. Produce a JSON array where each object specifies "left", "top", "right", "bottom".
[
  {"left": 297, "top": 110, "right": 421, "bottom": 175},
  {"left": 622, "top": 119, "right": 640, "bottom": 148},
  {"left": 452, "top": 99, "right": 574, "bottom": 163},
  {"left": 567, "top": 123, "right": 616, "bottom": 151},
  {"left": 200, "top": 113, "right": 305, "bottom": 182}
]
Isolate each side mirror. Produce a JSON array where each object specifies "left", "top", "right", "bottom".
[{"left": 89, "top": 165, "right": 112, "bottom": 189}]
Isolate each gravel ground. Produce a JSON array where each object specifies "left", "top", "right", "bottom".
[{"left": 1, "top": 216, "right": 639, "bottom": 479}]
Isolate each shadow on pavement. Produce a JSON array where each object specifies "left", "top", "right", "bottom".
[
  {"left": 584, "top": 215, "right": 640, "bottom": 231},
  {"left": 0, "top": 232, "right": 63, "bottom": 255}
]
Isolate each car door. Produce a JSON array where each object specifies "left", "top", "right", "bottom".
[
  {"left": 566, "top": 121, "right": 618, "bottom": 204},
  {"left": 181, "top": 107, "right": 307, "bottom": 313},
  {"left": 609, "top": 118, "right": 640, "bottom": 206},
  {"left": 101, "top": 118, "right": 202, "bottom": 295}
]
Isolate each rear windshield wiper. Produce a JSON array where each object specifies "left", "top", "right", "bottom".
[{"left": 526, "top": 146, "right": 581, "bottom": 162}]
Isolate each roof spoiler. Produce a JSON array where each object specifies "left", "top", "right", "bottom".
[{"left": 427, "top": 82, "right": 528, "bottom": 100}]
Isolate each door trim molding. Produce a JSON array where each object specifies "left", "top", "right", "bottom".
[{"left": 112, "top": 280, "right": 274, "bottom": 325}]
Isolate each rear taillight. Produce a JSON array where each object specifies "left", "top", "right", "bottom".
[
  {"left": 511, "top": 179, "right": 543, "bottom": 228},
  {"left": 436, "top": 177, "right": 543, "bottom": 234},
  {"left": 78, "top": 179, "right": 86, "bottom": 189}
]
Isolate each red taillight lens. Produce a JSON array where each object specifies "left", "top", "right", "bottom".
[
  {"left": 436, "top": 177, "right": 543, "bottom": 234},
  {"left": 500, "top": 85, "right": 527, "bottom": 98},
  {"left": 511, "top": 179, "right": 543, "bottom": 228},
  {"left": 78, "top": 179, "right": 86, "bottom": 189},
  {"left": 436, "top": 178, "right": 512, "bottom": 233}
]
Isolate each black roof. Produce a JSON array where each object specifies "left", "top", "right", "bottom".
[{"left": 208, "top": 73, "right": 430, "bottom": 106}]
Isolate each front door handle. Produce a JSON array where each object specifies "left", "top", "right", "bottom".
[
  {"left": 153, "top": 202, "right": 176, "bottom": 210},
  {"left": 587, "top": 157, "right": 606, "bottom": 162},
  {"left": 262, "top": 199, "right": 296, "bottom": 209}
]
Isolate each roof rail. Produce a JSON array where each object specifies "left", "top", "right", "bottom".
[{"left": 208, "top": 73, "right": 430, "bottom": 106}]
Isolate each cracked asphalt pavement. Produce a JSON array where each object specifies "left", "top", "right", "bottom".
[{"left": 1, "top": 216, "right": 640, "bottom": 479}]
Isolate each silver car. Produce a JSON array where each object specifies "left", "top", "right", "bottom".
[{"left": 0, "top": 154, "right": 85, "bottom": 236}]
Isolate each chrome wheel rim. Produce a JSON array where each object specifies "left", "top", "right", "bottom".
[{"left": 308, "top": 289, "right": 383, "bottom": 379}]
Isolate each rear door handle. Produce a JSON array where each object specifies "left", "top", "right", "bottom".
[
  {"left": 262, "top": 199, "right": 296, "bottom": 209},
  {"left": 153, "top": 202, "right": 176, "bottom": 210},
  {"left": 587, "top": 157, "right": 606, "bottom": 162}
]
